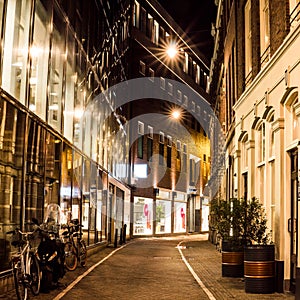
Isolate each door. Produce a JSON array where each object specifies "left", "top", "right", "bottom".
[{"left": 290, "top": 150, "right": 298, "bottom": 292}]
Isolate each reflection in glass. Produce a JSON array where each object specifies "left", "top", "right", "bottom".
[
  {"left": 64, "top": 30, "right": 76, "bottom": 142},
  {"left": 2, "top": 0, "right": 31, "bottom": 103},
  {"left": 48, "top": 7, "right": 66, "bottom": 132},
  {"left": 0, "top": 99, "right": 25, "bottom": 271},
  {"left": 29, "top": 0, "right": 51, "bottom": 120},
  {"left": 72, "top": 150, "right": 82, "bottom": 221},
  {"left": 25, "top": 120, "right": 46, "bottom": 223},
  {"left": 60, "top": 143, "right": 72, "bottom": 224},
  {"left": 45, "top": 132, "right": 60, "bottom": 211}
]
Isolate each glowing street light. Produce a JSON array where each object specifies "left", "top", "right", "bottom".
[
  {"left": 166, "top": 43, "right": 178, "bottom": 59},
  {"left": 171, "top": 109, "right": 181, "bottom": 120}
]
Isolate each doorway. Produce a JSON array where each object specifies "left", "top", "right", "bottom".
[{"left": 289, "top": 150, "right": 298, "bottom": 292}]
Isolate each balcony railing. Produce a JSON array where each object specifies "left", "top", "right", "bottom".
[
  {"left": 260, "top": 45, "right": 270, "bottom": 68},
  {"left": 290, "top": 2, "right": 300, "bottom": 29},
  {"left": 245, "top": 70, "right": 252, "bottom": 88}
]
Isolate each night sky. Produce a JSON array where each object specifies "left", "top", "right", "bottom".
[{"left": 157, "top": 0, "right": 217, "bottom": 63}]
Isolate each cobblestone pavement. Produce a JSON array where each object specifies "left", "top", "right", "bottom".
[{"left": 1, "top": 234, "right": 295, "bottom": 300}]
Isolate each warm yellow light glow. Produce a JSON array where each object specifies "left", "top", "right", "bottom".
[
  {"left": 166, "top": 44, "right": 178, "bottom": 59},
  {"left": 171, "top": 109, "right": 181, "bottom": 119}
]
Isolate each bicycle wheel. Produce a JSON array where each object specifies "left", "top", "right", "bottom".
[
  {"left": 64, "top": 241, "right": 78, "bottom": 271},
  {"left": 79, "top": 240, "right": 87, "bottom": 267},
  {"left": 29, "top": 254, "right": 41, "bottom": 295},
  {"left": 12, "top": 260, "right": 28, "bottom": 300}
]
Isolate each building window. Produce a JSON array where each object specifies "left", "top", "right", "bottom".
[
  {"left": 146, "top": 13, "right": 153, "bottom": 40},
  {"left": 189, "top": 158, "right": 198, "bottom": 186},
  {"left": 196, "top": 65, "right": 200, "bottom": 84},
  {"left": 184, "top": 52, "right": 188, "bottom": 73},
  {"left": 258, "top": 123, "right": 266, "bottom": 163},
  {"left": 29, "top": 0, "right": 52, "bottom": 120},
  {"left": 182, "top": 144, "right": 187, "bottom": 172},
  {"left": 140, "top": 7, "right": 146, "bottom": 33},
  {"left": 139, "top": 60, "right": 146, "bottom": 75},
  {"left": 2, "top": 0, "right": 32, "bottom": 105},
  {"left": 167, "top": 82, "right": 173, "bottom": 95},
  {"left": 48, "top": 8, "right": 66, "bottom": 132},
  {"left": 159, "top": 131, "right": 164, "bottom": 143},
  {"left": 183, "top": 95, "right": 188, "bottom": 107},
  {"left": 241, "top": 134, "right": 248, "bottom": 170},
  {"left": 160, "top": 77, "right": 165, "bottom": 90},
  {"left": 138, "top": 121, "right": 144, "bottom": 135},
  {"left": 159, "top": 131, "right": 164, "bottom": 165},
  {"left": 147, "top": 126, "right": 153, "bottom": 161},
  {"left": 133, "top": 1, "right": 140, "bottom": 28},
  {"left": 176, "top": 140, "right": 181, "bottom": 170},
  {"left": 153, "top": 20, "right": 159, "bottom": 45},
  {"left": 259, "top": 0, "right": 270, "bottom": 66},
  {"left": 137, "top": 121, "right": 144, "bottom": 159},
  {"left": 148, "top": 125, "right": 153, "bottom": 138},
  {"left": 191, "top": 101, "right": 195, "bottom": 112},
  {"left": 149, "top": 68, "right": 155, "bottom": 81},
  {"left": 245, "top": 0, "right": 252, "bottom": 86},
  {"left": 147, "top": 137, "right": 153, "bottom": 161},
  {"left": 289, "top": 0, "right": 300, "bottom": 29},
  {"left": 176, "top": 90, "right": 182, "bottom": 102},
  {"left": 167, "top": 135, "right": 172, "bottom": 168}
]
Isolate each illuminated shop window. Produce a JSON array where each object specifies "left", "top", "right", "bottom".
[{"left": 133, "top": 197, "right": 153, "bottom": 235}]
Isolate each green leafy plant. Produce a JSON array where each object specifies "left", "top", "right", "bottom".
[
  {"left": 210, "top": 198, "right": 244, "bottom": 245},
  {"left": 241, "top": 197, "right": 272, "bottom": 245},
  {"left": 210, "top": 197, "right": 272, "bottom": 246}
]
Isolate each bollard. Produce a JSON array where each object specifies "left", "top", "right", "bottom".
[
  {"left": 123, "top": 224, "right": 127, "bottom": 244},
  {"left": 114, "top": 228, "right": 118, "bottom": 248},
  {"left": 275, "top": 260, "right": 284, "bottom": 293},
  {"left": 119, "top": 227, "right": 123, "bottom": 245}
]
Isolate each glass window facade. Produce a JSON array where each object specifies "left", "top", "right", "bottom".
[
  {"left": 2, "top": 0, "right": 32, "bottom": 104},
  {"left": 133, "top": 197, "right": 153, "bottom": 235},
  {"left": 156, "top": 199, "right": 171, "bottom": 234},
  {"left": 0, "top": 1, "right": 130, "bottom": 273}
]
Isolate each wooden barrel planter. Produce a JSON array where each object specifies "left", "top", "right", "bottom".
[
  {"left": 244, "top": 244, "right": 275, "bottom": 293},
  {"left": 222, "top": 240, "right": 244, "bottom": 277}
]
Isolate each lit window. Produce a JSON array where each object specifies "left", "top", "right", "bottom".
[
  {"left": 245, "top": 0, "right": 252, "bottom": 86},
  {"left": 259, "top": 0, "right": 270, "bottom": 66},
  {"left": 160, "top": 77, "right": 165, "bottom": 90},
  {"left": 138, "top": 121, "right": 144, "bottom": 135}
]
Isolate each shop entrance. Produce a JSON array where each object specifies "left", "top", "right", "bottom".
[{"left": 289, "top": 149, "right": 298, "bottom": 292}]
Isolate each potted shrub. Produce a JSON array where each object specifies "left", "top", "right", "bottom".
[
  {"left": 211, "top": 198, "right": 244, "bottom": 277},
  {"left": 242, "top": 197, "right": 275, "bottom": 294}
]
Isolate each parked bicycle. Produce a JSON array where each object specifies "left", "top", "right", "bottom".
[
  {"left": 7, "top": 226, "right": 41, "bottom": 300},
  {"left": 61, "top": 219, "right": 87, "bottom": 271}
]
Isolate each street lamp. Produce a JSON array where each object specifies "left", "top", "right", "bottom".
[
  {"left": 166, "top": 43, "right": 178, "bottom": 59},
  {"left": 171, "top": 109, "right": 181, "bottom": 120}
]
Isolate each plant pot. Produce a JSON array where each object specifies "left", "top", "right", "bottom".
[
  {"left": 222, "top": 240, "right": 244, "bottom": 277},
  {"left": 244, "top": 244, "right": 275, "bottom": 293}
]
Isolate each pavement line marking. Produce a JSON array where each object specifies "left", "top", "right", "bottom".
[
  {"left": 53, "top": 243, "right": 129, "bottom": 300},
  {"left": 177, "top": 241, "right": 217, "bottom": 300}
]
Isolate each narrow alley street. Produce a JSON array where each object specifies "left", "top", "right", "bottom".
[{"left": 3, "top": 234, "right": 294, "bottom": 300}]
